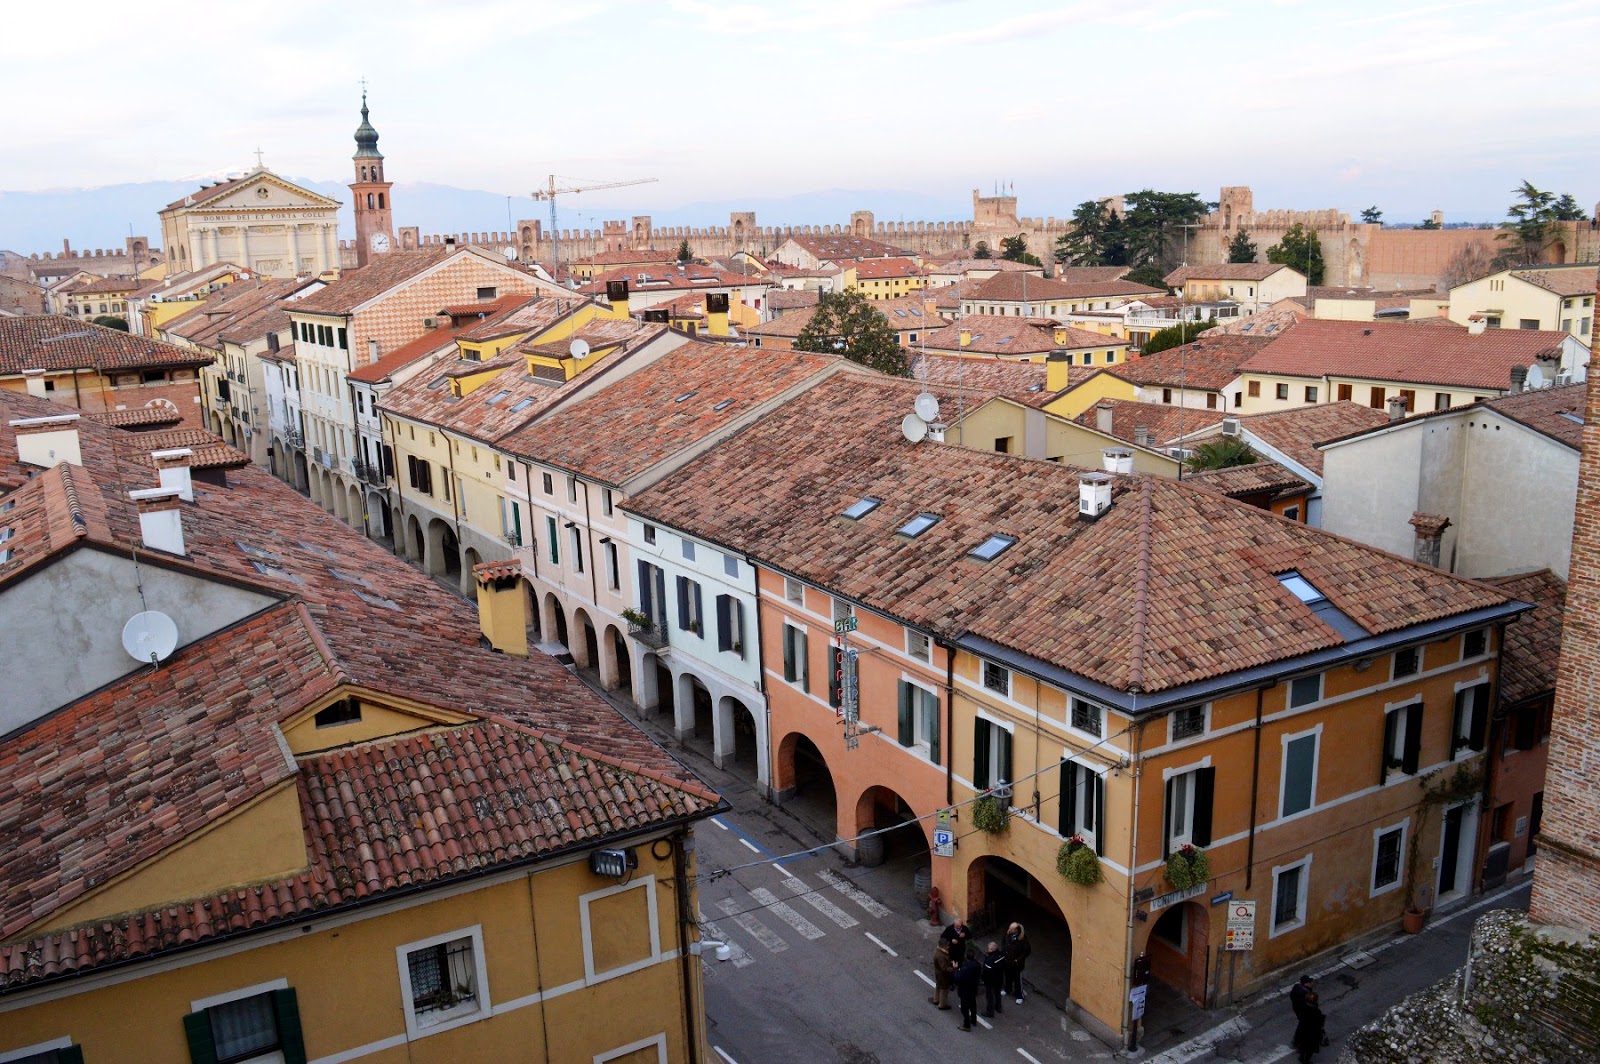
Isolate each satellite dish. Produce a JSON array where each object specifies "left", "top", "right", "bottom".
[
  {"left": 569, "top": 338, "right": 591, "bottom": 359},
  {"left": 1525, "top": 365, "right": 1546, "bottom": 389},
  {"left": 502, "top": 246, "right": 517, "bottom": 261},
  {"left": 122, "top": 610, "right": 178, "bottom": 664},
  {"left": 900, "top": 413, "right": 928, "bottom": 443},
  {"left": 914, "top": 392, "right": 941, "bottom": 422}
]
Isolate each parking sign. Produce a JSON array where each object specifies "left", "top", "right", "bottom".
[{"left": 933, "top": 829, "right": 954, "bottom": 857}]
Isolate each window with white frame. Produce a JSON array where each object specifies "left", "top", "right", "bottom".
[
  {"left": 569, "top": 526, "right": 584, "bottom": 573},
  {"left": 832, "top": 596, "right": 853, "bottom": 625},
  {"left": 397, "top": 928, "right": 489, "bottom": 1036},
  {"left": 716, "top": 594, "right": 745, "bottom": 656},
  {"left": 1271, "top": 857, "right": 1311, "bottom": 935},
  {"left": 0, "top": 1041, "right": 83, "bottom": 1064},
  {"left": 907, "top": 630, "right": 931, "bottom": 663},
  {"left": 723, "top": 553, "right": 738, "bottom": 578},
  {"left": 542, "top": 471, "right": 554, "bottom": 494},
  {"left": 897, "top": 680, "right": 940, "bottom": 759},
  {"left": 1281, "top": 728, "right": 1319, "bottom": 817},
  {"left": 1462, "top": 628, "right": 1487, "bottom": 659},
  {"left": 1371, "top": 823, "right": 1406, "bottom": 895},
  {"left": 784, "top": 576, "right": 804, "bottom": 605},
  {"left": 184, "top": 982, "right": 304, "bottom": 1064},
  {"left": 1392, "top": 646, "right": 1420, "bottom": 679},
  {"left": 1452, "top": 684, "right": 1488, "bottom": 757},
  {"left": 1170, "top": 705, "right": 1207, "bottom": 742},
  {"left": 782, "top": 623, "right": 808, "bottom": 690},
  {"left": 1164, "top": 766, "right": 1214, "bottom": 851},
  {"left": 681, "top": 538, "right": 696, "bottom": 561},
  {"left": 1287, "top": 673, "right": 1322, "bottom": 709},
  {"left": 1382, "top": 702, "right": 1423, "bottom": 779},
  {"left": 1069, "top": 697, "right": 1104, "bottom": 738},
  {"left": 973, "top": 717, "right": 1012, "bottom": 791},
  {"left": 982, "top": 660, "right": 1010, "bottom": 698},
  {"left": 604, "top": 541, "right": 620, "bottom": 590},
  {"left": 1060, "top": 759, "right": 1105, "bottom": 853}
]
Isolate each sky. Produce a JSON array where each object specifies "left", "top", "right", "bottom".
[{"left": 2, "top": 0, "right": 1597, "bottom": 232}]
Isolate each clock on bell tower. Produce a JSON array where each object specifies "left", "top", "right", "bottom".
[{"left": 350, "top": 91, "right": 395, "bottom": 267}]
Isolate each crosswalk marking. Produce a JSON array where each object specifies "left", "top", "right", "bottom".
[
  {"left": 749, "top": 887, "right": 826, "bottom": 940},
  {"left": 817, "top": 868, "right": 891, "bottom": 917},
  {"left": 716, "top": 897, "right": 788, "bottom": 953},
  {"left": 697, "top": 914, "right": 754, "bottom": 968},
  {"left": 782, "top": 876, "right": 859, "bottom": 928}
]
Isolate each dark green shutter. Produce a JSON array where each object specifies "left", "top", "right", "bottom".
[
  {"left": 897, "top": 681, "right": 914, "bottom": 746},
  {"left": 273, "top": 987, "right": 308, "bottom": 1064},
  {"left": 1382, "top": 709, "right": 1400, "bottom": 783},
  {"left": 928, "top": 690, "right": 941, "bottom": 764},
  {"left": 974, "top": 720, "right": 991, "bottom": 790},
  {"left": 183, "top": 1011, "right": 218, "bottom": 1064},
  {"left": 716, "top": 595, "right": 732, "bottom": 651},
  {"left": 693, "top": 582, "right": 704, "bottom": 633},
  {"left": 676, "top": 576, "right": 689, "bottom": 629},
  {"left": 1402, "top": 703, "right": 1424, "bottom": 774},
  {"left": 1093, "top": 774, "right": 1107, "bottom": 857},
  {"left": 1060, "top": 761, "right": 1077, "bottom": 836},
  {"left": 1467, "top": 686, "right": 1488, "bottom": 752},
  {"left": 637, "top": 560, "right": 653, "bottom": 620},
  {"left": 999, "top": 729, "right": 1013, "bottom": 791},
  {"left": 797, "top": 630, "right": 808, "bottom": 691},
  {"left": 1192, "top": 767, "right": 1215, "bottom": 847},
  {"left": 783, "top": 626, "right": 796, "bottom": 681},
  {"left": 57, "top": 1048, "right": 85, "bottom": 1064},
  {"left": 1162, "top": 777, "right": 1175, "bottom": 859}
]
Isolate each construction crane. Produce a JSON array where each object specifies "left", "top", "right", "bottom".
[{"left": 531, "top": 174, "right": 658, "bottom": 281}]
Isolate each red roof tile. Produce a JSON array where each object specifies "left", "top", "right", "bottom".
[
  {"left": 290, "top": 250, "right": 455, "bottom": 316},
  {"left": 1109, "top": 335, "right": 1269, "bottom": 392},
  {"left": 1166, "top": 263, "right": 1299, "bottom": 284},
  {"left": 968, "top": 273, "right": 1162, "bottom": 304},
  {"left": 1231, "top": 401, "right": 1391, "bottom": 475},
  {"left": 0, "top": 316, "right": 213, "bottom": 376},
  {"left": 1481, "top": 569, "right": 1565, "bottom": 706}
]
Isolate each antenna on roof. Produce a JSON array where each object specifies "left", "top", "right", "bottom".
[{"left": 900, "top": 413, "right": 928, "bottom": 443}]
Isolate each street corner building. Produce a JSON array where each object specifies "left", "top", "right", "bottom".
[
  {"left": 0, "top": 389, "right": 727, "bottom": 1063},
  {"left": 620, "top": 371, "right": 1531, "bottom": 1045}
]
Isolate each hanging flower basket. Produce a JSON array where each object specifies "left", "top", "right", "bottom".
[
  {"left": 1164, "top": 844, "right": 1211, "bottom": 890},
  {"left": 1057, "top": 837, "right": 1102, "bottom": 886},
  {"left": 970, "top": 795, "right": 1007, "bottom": 834}
]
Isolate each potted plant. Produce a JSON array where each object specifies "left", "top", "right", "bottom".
[
  {"left": 970, "top": 795, "right": 1007, "bottom": 834},
  {"left": 1164, "top": 843, "right": 1211, "bottom": 891},
  {"left": 1402, "top": 762, "right": 1485, "bottom": 932},
  {"left": 1057, "top": 835, "right": 1102, "bottom": 886},
  {"left": 621, "top": 607, "right": 651, "bottom": 630}
]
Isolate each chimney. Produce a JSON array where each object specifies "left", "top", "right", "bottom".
[
  {"left": 606, "top": 279, "right": 630, "bottom": 317},
  {"left": 1409, "top": 512, "right": 1451, "bottom": 568},
  {"left": 1467, "top": 316, "right": 1487, "bottom": 335},
  {"left": 151, "top": 447, "right": 194, "bottom": 501},
  {"left": 1510, "top": 365, "right": 1528, "bottom": 393},
  {"left": 22, "top": 369, "right": 47, "bottom": 398},
  {"left": 1102, "top": 448, "right": 1134, "bottom": 474},
  {"left": 1133, "top": 426, "right": 1152, "bottom": 448},
  {"left": 1386, "top": 395, "right": 1409, "bottom": 421},
  {"left": 958, "top": 328, "right": 972, "bottom": 349},
  {"left": 1052, "top": 326, "right": 1068, "bottom": 347},
  {"left": 1078, "top": 472, "right": 1113, "bottom": 520},
  {"left": 474, "top": 559, "right": 529, "bottom": 656},
  {"left": 706, "top": 291, "right": 731, "bottom": 338},
  {"left": 1095, "top": 401, "right": 1115, "bottom": 434},
  {"left": 10, "top": 414, "right": 81, "bottom": 467},
  {"left": 1222, "top": 416, "right": 1241, "bottom": 437},
  {"left": 130, "top": 487, "right": 186, "bottom": 555},
  {"left": 1047, "top": 351, "right": 1071, "bottom": 393},
  {"left": 927, "top": 422, "right": 947, "bottom": 443}
]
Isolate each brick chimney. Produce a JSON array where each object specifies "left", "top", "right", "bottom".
[
  {"left": 1408, "top": 511, "right": 1450, "bottom": 568},
  {"left": 1387, "top": 395, "right": 1410, "bottom": 420},
  {"left": 130, "top": 486, "right": 185, "bottom": 555},
  {"left": 473, "top": 559, "right": 528, "bottom": 656},
  {"left": 151, "top": 447, "right": 194, "bottom": 501},
  {"left": 10, "top": 414, "right": 81, "bottom": 468},
  {"left": 1047, "top": 351, "right": 1071, "bottom": 393},
  {"left": 1510, "top": 365, "right": 1529, "bottom": 393}
]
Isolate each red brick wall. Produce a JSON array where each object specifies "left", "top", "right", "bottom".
[{"left": 1529, "top": 270, "right": 1600, "bottom": 930}]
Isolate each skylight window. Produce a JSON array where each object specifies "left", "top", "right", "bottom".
[
  {"left": 486, "top": 389, "right": 512, "bottom": 405},
  {"left": 713, "top": 399, "right": 735, "bottom": 411},
  {"left": 1026, "top": 383, "right": 1044, "bottom": 393},
  {"left": 898, "top": 513, "right": 941, "bottom": 538},
  {"left": 0, "top": 548, "right": 11, "bottom": 564},
  {"left": 1278, "top": 572, "right": 1326, "bottom": 605},
  {"left": 297, "top": 541, "right": 337, "bottom": 559},
  {"left": 0, "top": 528, "right": 12, "bottom": 543},
  {"left": 250, "top": 559, "right": 301, "bottom": 583},
  {"left": 969, "top": 534, "right": 1017, "bottom": 561},
  {"left": 674, "top": 391, "right": 698, "bottom": 403},
  {"left": 237, "top": 541, "right": 280, "bottom": 563},
  {"left": 1560, "top": 412, "right": 1583, "bottom": 424},
  {"left": 511, "top": 398, "right": 536, "bottom": 413},
  {"left": 328, "top": 567, "right": 372, "bottom": 588},
  {"left": 842, "top": 497, "right": 882, "bottom": 520},
  {"left": 354, "top": 589, "right": 401, "bottom": 610},
  {"left": 427, "top": 376, "right": 449, "bottom": 390}
]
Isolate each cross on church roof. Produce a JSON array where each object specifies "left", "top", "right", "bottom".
[{"left": 253, "top": 147, "right": 265, "bottom": 170}]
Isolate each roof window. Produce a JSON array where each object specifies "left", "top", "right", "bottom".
[
  {"left": 0, "top": 548, "right": 11, "bottom": 564},
  {"left": 713, "top": 399, "right": 735, "bottom": 412},
  {"left": 328, "top": 567, "right": 372, "bottom": 588},
  {"left": 1278, "top": 572, "right": 1325, "bottom": 604},
  {"left": 297, "top": 541, "right": 337, "bottom": 559},
  {"left": 842, "top": 497, "right": 882, "bottom": 520},
  {"left": 0, "top": 528, "right": 12, "bottom": 543},
  {"left": 1560, "top": 412, "right": 1583, "bottom": 424},
  {"left": 486, "top": 389, "right": 512, "bottom": 405},
  {"left": 898, "top": 512, "right": 941, "bottom": 538},
  {"left": 969, "top": 534, "right": 1017, "bottom": 561},
  {"left": 674, "top": 391, "right": 699, "bottom": 403},
  {"left": 354, "top": 589, "right": 401, "bottom": 610},
  {"left": 237, "top": 541, "right": 280, "bottom": 563},
  {"left": 511, "top": 398, "right": 536, "bottom": 413},
  {"left": 250, "top": 559, "right": 302, "bottom": 583},
  {"left": 427, "top": 376, "right": 449, "bottom": 390}
]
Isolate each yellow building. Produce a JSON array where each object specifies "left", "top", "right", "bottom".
[
  {"left": 1446, "top": 265, "right": 1595, "bottom": 338},
  {"left": 63, "top": 275, "right": 140, "bottom": 320},
  {"left": 0, "top": 393, "right": 723, "bottom": 1063},
  {"left": 841, "top": 257, "right": 926, "bottom": 300}
]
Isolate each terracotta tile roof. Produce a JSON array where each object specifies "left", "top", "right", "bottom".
[
  {"left": 908, "top": 353, "right": 1090, "bottom": 409},
  {"left": 846, "top": 257, "right": 923, "bottom": 280},
  {"left": 259, "top": 342, "right": 296, "bottom": 364},
  {"left": 473, "top": 558, "right": 522, "bottom": 581},
  {"left": 1109, "top": 335, "right": 1267, "bottom": 391},
  {"left": 1239, "top": 319, "right": 1574, "bottom": 390},
  {"left": 1207, "top": 307, "right": 1306, "bottom": 337},
  {"left": 86, "top": 406, "right": 184, "bottom": 429},
  {"left": 290, "top": 249, "right": 455, "bottom": 316},
  {"left": 784, "top": 233, "right": 907, "bottom": 261},
  {"left": 929, "top": 276, "right": 989, "bottom": 312},
  {"left": 1480, "top": 569, "right": 1565, "bottom": 706},
  {"left": 746, "top": 306, "right": 818, "bottom": 339},
  {"left": 128, "top": 263, "right": 246, "bottom": 302},
  {"left": 874, "top": 294, "right": 935, "bottom": 328},
  {"left": 1183, "top": 460, "right": 1312, "bottom": 500},
  {"left": 1315, "top": 382, "right": 1588, "bottom": 454},
  {"left": 927, "top": 259, "right": 1045, "bottom": 277},
  {"left": 1403, "top": 316, "right": 1468, "bottom": 329},
  {"left": 0, "top": 316, "right": 213, "bottom": 375},
  {"left": 1166, "top": 263, "right": 1297, "bottom": 285},
  {"left": 767, "top": 290, "right": 821, "bottom": 312},
  {"left": 161, "top": 278, "right": 307, "bottom": 350},
  {"left": 922, "top": 318, "right": 1123, "bottom": 357},
  {"left": 1509, "top": 266, "right": 1599, "bottom": 298},
  {"left": 575, "top": 248, "right": 678, "bottom": 267},
  {"left": 579, "top": 263, "right": 770, "bottom": 299},
  {"left": 74, "top": 276, "right": 140, "bottom": 295},
  {"left": 1075, "top": 398, "right": 1205, "bottom": 447},
  {"left": 113, "top": 428, "right": 251, "bottom": 471},
  {"left": 627, "top": 374, "right": 1513, "bottom": 695},
  {"left": 453, "top": 295, "right": 578, "bottom": 343},
  {"left": 1056, "top": 267, "right": 1136, "bottom": 285},
  {"left": 969, "top": 273, "right": 1162, "bottom": 304},
  {"left": 161, "top": 174, "right": 255, "bottom": 210},
  {"left": 500, "top": 345, "right": 839, "bottom": 486},
  {"left": 1233, "top": 401, "right": 1390, "bottom": 475}
]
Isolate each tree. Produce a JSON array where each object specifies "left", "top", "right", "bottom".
[
  {"left": 1497, "top": 180, "right": 1586, "bottom": 266},
  {"left": 1227, "top": 230, "right": 1258, "bottom": 264},
  {"left": 1186, "top": 436, "right": 1257, "bottom": 471},
  {"left": 1552, "top": 193, "right": 1588, "bottom": 221},
  {"left": 1441, "top": 241, "right": 1494, "bottom": 290},
  {"left": 972, "top": 241, "right": 991, "bottom": 260},
  {"left": 1360, "top": 206, "right": 1383, "bottom": 225},
  {"left": 1417, "top": 217, "right": 1442, "bottom": 230},
  {"left": 1267, "top": 223, "right": 1325, "bottom": 285},
  {"left": 91, "top": 315, "right": 128, "bottom": 331},
  {"left": 1000, "top": 234, "right": 1043, "bottom": 267},
  {"left": 794, "top": 289, "right": 908, "bottom": 377},
  {"left": 1124, "top": 265, "right": 1167, "bottom": 289},
  {"left": 1120, "top": 190, "right": 1215, "bottom": 275},
  {"left": 1055, "top": 200, "right": 1126, "bottom": 267},
  {"left": 677, "top": 239, "right": 693, "bottom": 263},
  {"left": 1139, "top": 319, "right": 1217, "bottom": 355}
]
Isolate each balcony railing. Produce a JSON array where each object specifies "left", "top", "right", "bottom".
[{"left": 628, "top": 618, "right": 668, "bottom": 650}]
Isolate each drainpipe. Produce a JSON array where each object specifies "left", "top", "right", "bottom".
[
  {"left": 385, "top": 415, "right": 405, "bottom": 558},
  {"left": 671, "top": 828, "right": 703, "bottom": 1064},
  {"left": 1123, "top": 718, "right": 1146, "bottom": 1053},
  {"left": 1246, "top": 684, "right": 1266, "bottom": 889},
  {"left": 936, "top": 636, "right": 956, "bottom": 807}
]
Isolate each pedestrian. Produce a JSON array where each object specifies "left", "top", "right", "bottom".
[
  {"left": 1003, "top": 922, "right": 1030, "bottom": 1004},
  {"left": 939, "top": 916, "right": 970, "bottom": 958},
  {"left": 981, "top": 941, "right": 1007, "bottom": 1018},
  {"left": 930, "top": 942, "right": 953, "bottom": 1010},
  {"left": 1289, "top": 974, "right": 1316, "bottom": 1022},
  {"left": 954, "top": 946, "right": 982, "bottom": 1031},
  {"left": 1290, "top": 977, "right": 1326, "bottom": 1064}
]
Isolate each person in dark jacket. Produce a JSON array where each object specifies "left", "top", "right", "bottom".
[
  {"left": 939, "top": 916, "right": 970, "bottom": 958},
  {"left": 930, "top": 942, "right": 953, "bottom": 1009},
  {"left": 1003, "top": 922, "right": 1031, "bottom": 1003},
  {"left": 981, "top": 941, "right": 1007, "bottom": 1017},
  {"left": 1290, "top": 977, "right": 1326, "bottom": 1063},
  {"left": 953, "top": 947, "right": 982, "bottom": 1031}
]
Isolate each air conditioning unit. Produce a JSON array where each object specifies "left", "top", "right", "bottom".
[
  {"left": 1222, "top": 417, "right": 1241, "bottom": 437},
  {"left": 422, "top": 317, "right": 437, "bottom": 328},
  {"left": 1556, "top": 372, "right": 1573, "bottom": 386}
]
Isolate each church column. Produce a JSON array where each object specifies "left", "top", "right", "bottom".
[
  {"left": 288, "top": 223, "right": 301, "bottom": 275},
  {"left": 238, "top": 226, "right": 251, "bottom": 270},
  {"left": 201, "top": 227, "right": 216, "bottom": 267}
]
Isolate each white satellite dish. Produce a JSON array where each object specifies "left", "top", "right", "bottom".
[
  {"left": 900, "top": 413, "right": 928, "bottom": 443},
  {"left": 1525, "top": 365, "right": 1546, "bottom": 389},
  {"left": 914, "top": 392, "right": 941, "bottom": 422},
  {"left": 569, "top": 338, "right": 591, "bottom": 359},
  {"left": 122, "top": 610, "right": 178, "bottom": 664},
  {"left": 502, "top": 246, "right": 517, "bottom": 261}
]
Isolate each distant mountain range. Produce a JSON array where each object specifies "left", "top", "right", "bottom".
[{"left": 0, "top": 178, "right": 971, "bottom": 257}]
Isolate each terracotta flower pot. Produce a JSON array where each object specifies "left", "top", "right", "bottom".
[{"left": 1402, "top": 906, "right": 1426, "bottom": 934}]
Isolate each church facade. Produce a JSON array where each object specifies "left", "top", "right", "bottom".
[{"left": 157, "top": 162, "right": 343, "bottom": 278}]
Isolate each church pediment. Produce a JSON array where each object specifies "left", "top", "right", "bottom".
[{"left": 170, "top": 172, "right": 341, "bottom": 214}]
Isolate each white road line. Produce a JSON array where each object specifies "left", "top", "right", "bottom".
[
  {"left": 1017, "top": 1049, "right": 1044, "bottom": 1064},
  {"left": 716, "top": 898, "right": 787, "bottom": 953},
  {"left": 915, "top": 969, "right": 935, "bottom": 987},
  {"left": 713, "top": 1048, "right": 739, "bottom": 1064},
  {"left": 1141, "top": 1015, "right": 1252, "bottom": 1064},
  {"left": 749, "top": 887, "right": 826, "bottom": 941},
  {"left": 739, "top": 837, "right": 761, "bottom": 853},
  {"left": 1240, "top": 1049, "right": 1293, "bottom": 1064},
  {"left": 976, "top": 1015, "right": 993, "bottom": 1030},
  {"left": 864, "top": 931, "right": 898, "bottom": 956},
  {"left": 711, "top": 817, "right": 730, "bottom": 831},
  {"left": 698, "top": 916, "right": 753, "bottom": 968},
  {"left": 817, "top": 868, "right": 891, "bottom": 917},
  {"left": 783, "top": 876, "right": 859, "bottom": 928}
]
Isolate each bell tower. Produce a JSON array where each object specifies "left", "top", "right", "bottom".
[{"left": 350, "top": 91, "right": 394, "bottom": 267}]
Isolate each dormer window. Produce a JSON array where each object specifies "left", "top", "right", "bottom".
[
  {"left": 842, "top": 497, "right": 882, "bottom": 520},
  {"left": 969, "top": 534, "right": 1017, "bottom": 561},
  {"left": 898, "top": 513, "right": 940, "bottom": 538}
]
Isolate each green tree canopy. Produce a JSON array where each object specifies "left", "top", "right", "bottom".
[
  {"left": 1360, "top": 206, "right": 1383, "bottom": 224},
  {"left": 1000, "top": 234, "right": 1043, "bottom": 266},
  {"left": 1227, "top": 230, "right": 1258, "bottom": 264},
  {"left": 1055, "top": 200, "right": 1126, "bottom": 266},
  {"left": 1266, "top": 223, "right": 1325, "bottom": 285},
  {"left": 677, "top": 239, "right": 693, "bottom": 263},
  {"left": 972, "top": 241, "right": 992, "bottom": 259},
  {"left": 794, "top": 289, "right": 909, "bottom": 377},
  {"left": 1186, "top": 436, "right": 1257, "bottom": 471},
  {"left": 1498, "top": 181, "right": 1586, "bottom": 266},
  {"left": 1552, "top": 193, "right": 1588, "bottom": 221},
  {"left": 1121, "top": 190, "right": 1215, "bottom": 275},
  {"left": 91, "top": 315, "right": 129, "bottom": 331},
  {"left": 1139, "top": 318, "right": 1217, "bottom": 355},
  {"left": 1417, "top": 217, "right": 1442, "bottom": 230}
]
